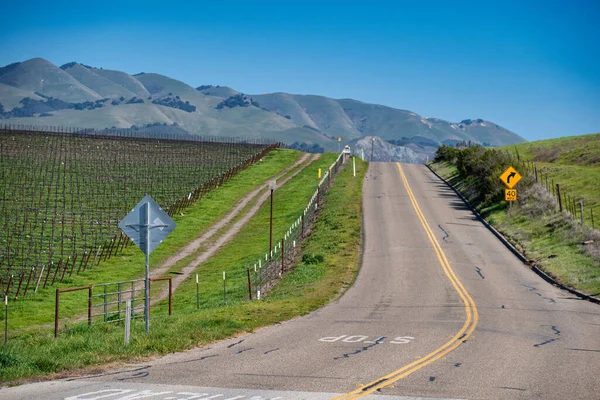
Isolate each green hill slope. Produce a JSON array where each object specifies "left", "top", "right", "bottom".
[
  {"left": 0, "top": 58, "right": 101, "bottom": 102},
  {"left": 92, "top": 68, "right": 151, "bottom": 98},
  {"left": 0, "top": 83, "right": 43, "bottom": 111},
  {"left": 509, "top": 133, "right": 600, "bottom": 166},
  {"left": 254, "top": 93, "right": 526, "bottom": 147},
  {"left": 196, "top": 85, "right": 239, "bottom": 98},
  {"left": 505, "top": 133, "right": 600, "bottom": 211},
  {"left": 62, "top": 63, "right": 136, "bottom": 99}
]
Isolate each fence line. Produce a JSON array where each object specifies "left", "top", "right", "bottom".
[
  {"left": 250, "top": 152, "right": 347, "bottom": 298},
  {"left": 0, "top": 124, "right": 277, "bottom": 145},
  {"left": 511, "top": 153, "right": 596, "bottom": 230}
]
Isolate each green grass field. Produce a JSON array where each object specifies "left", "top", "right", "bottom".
[{"left": 0, "top": 154, "right": 367, "bottom": 384}]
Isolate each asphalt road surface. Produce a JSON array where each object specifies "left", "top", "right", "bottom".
[{"left": 4, "top": 163, "right": 600, "bottom": 400}]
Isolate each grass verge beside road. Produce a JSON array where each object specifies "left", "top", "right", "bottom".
[
  {"left": 430, "top": 160, "right": 600, "bottom": 296},
  {"left": 0, "top": 156, "right": 367, "bottom": 384}
]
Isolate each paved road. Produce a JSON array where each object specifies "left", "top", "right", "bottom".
[{"left": 4, "top": 163, "right": 600, "bottom": 400}]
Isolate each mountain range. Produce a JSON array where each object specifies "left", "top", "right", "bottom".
[{"left": 0, "top": 58, "right": 526, "bottom": 158}]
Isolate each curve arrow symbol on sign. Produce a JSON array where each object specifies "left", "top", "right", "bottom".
[{"left": 507, "top": 171, "right": 517, "bottom": 184}]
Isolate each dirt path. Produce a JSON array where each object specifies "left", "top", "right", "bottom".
[{"left": 151, "top": 153, "right": 320, "bottom": 304}]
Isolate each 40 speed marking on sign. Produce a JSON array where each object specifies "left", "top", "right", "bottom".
[
  {"left": 319, "top": 335, "right": 414, "bottom": 344},
  {"left": 505, "top": 189, "right": 517, "bottom": 201}
]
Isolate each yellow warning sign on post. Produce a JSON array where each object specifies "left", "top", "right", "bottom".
[
  {"left": 499, "top": 166, "right": 522, "bottom": 189},
  {"left": 505, "top": 189, "right": 517, "bottom": 201},
  {"left": 337, "top": 136, "right": 342, "bottom": 142}
]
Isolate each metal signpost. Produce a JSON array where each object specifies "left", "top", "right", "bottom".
[
  {"left": 118, "top": 195, "right": 176, "bottom": 334},
  {"left": 269, "top": 180, "right": 276, "bottom": 252}
]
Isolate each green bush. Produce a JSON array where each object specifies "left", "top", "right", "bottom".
[{"left": 302, "top": 253, "right": 325, "bottom": 264}]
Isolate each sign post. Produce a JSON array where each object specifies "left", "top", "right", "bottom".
[
  {"left": 500, "top": 166, "right": 522, "bottom": 204},
  {"left": 119, "top": 195, "right": 176, "bottom": 334}
]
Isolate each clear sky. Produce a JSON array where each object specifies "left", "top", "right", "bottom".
[{"left": 1, "top": 0, "right": 598, "bottom": 141}]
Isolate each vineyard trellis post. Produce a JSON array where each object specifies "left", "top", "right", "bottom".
[{"left": 4, "top": 295, "right": 7, "bottom": 345}]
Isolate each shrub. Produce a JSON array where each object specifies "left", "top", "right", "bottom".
[{"left": 302, "top": 253, "right": 325, "bottom": 264}]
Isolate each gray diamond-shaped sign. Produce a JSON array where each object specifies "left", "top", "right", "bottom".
[{"left": 118, "top": 195, "right": 176, "bottom": 256}]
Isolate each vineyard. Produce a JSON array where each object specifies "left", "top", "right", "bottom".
[{"left": 0, "top": 125, "right": 280, "bottom": 299}]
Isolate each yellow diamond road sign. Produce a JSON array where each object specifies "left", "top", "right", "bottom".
[{"left": 499, "top": 166, "right": 522, "bottom": 189}]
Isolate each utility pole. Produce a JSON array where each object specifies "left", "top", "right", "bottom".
[{"left": 269, "top": 180, "right": 276, "bottom": 252}]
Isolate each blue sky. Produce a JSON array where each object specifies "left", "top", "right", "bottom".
[{"left": 1, "top": 0, "right": 598, "bottom": 141}]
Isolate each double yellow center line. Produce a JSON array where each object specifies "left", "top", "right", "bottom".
[{"left": 333, "top": 163, "right": 478, "bottom": 400}]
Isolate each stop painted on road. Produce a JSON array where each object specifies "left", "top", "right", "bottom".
[{"left": 319, "top": 335, "right": 414, "bottom": 344}]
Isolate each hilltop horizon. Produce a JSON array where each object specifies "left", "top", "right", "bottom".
[{"left": 0, "top": 57, "right": 526, "bottom": 161}]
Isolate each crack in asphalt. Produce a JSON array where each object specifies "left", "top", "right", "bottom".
[
  {"left": 227, "top": 340, "right": 244, "bottom": 348},
  {"left": 534, "top": 325, "right": 561, "bottom": 347},
  {"left": 475, "top": 266, "right": 485, "bottom": 279},
  {"left": 438, "top": 224, "right": 450, "bottom": 242},
  {"left": 117, "top": 371, "right": 149, "bottom": 381},
  {"left": 521, "top": 284, "right": 556, "bottom": 304}
]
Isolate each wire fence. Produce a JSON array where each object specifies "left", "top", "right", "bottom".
[
  {"left": 249, "top": 151, "right": 347, "bottom": 298},
  {"left": 0, "top": 123, "right": 276, "bottom": 144},
  {"left": 509, "top": 153, "right": 597, "bottom": 230}
]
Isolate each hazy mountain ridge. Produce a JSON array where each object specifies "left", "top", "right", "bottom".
[{"left": 0, "top": 58, "right": 526, "bottom": 158}]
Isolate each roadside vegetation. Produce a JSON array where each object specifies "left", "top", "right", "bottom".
[
  {"left": 431, "top": 135, "right": 600, "bottom": 296},
  {"left": 0, "top": 154, "right": 367, "bottom": 384}
]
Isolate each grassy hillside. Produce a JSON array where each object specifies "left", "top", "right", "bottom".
[
  {"left": 253, "top": 93, "right": 526, "bottom": 147},
  {"left": 0, "top": 58, "right": 101, "bottom": 102},
  {"left": 504, "top": 133, "right": 600, "bottom": 212},
  {"left": 508, "top": 133, "right": 600, "bottom": 166},
  {"left": 254, "top": 93, "right": 360, "bottom": 139},
  {"left": 93, "top": 68, "right": 151, "bottom": 98},
  {"left": 0, "top": 83, "right": 43, "bottom": 111},
  {"left": 196, "top": 85, "right": 239, "bottom": 98},
  {"left": 63, "top": 63, "right": 136, "bottom": 99}
]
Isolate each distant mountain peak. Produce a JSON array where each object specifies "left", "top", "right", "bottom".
[
  {"left": 459, "top": 118, "right": 484, "bottom": 125},
  {"left": 60, "top": 62, "right": 95, "bottom": 70}
]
